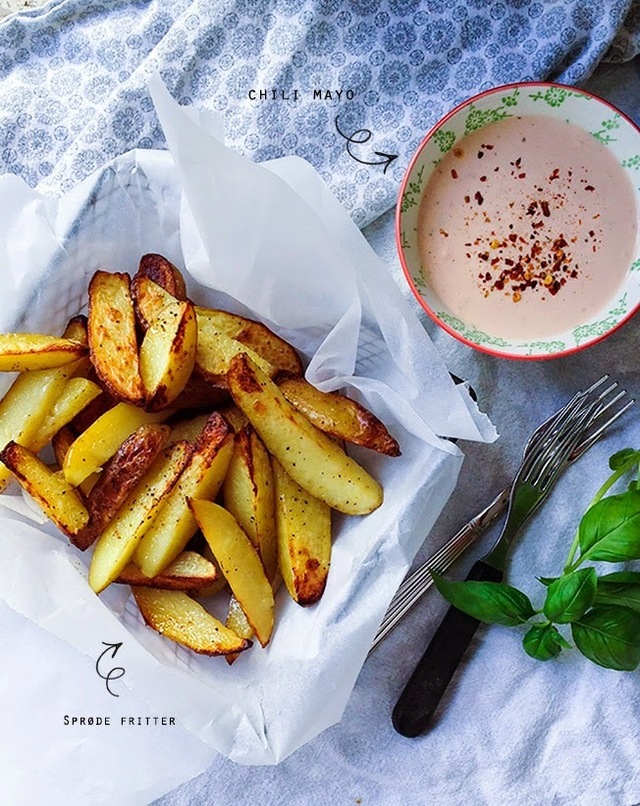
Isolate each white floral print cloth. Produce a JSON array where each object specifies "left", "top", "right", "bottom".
[{"left": 0, "top": 0, "right": 639, "bottom": 227}]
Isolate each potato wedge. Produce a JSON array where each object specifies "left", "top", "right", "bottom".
[
  {"left": 88, "top": 441, "right": 192, "bottom": 592},
  {"left": 195, "top": 317, "right": 277, "bottom": 386},
  {"left": 189, "top": 499, "right": 275, "bottom": 647},
  {"left": 196, "top": 308, "right": 302, "bottom": 378},
  {"left": 227, "top": 354, "right": 383, "bottom": 515},
  {"left": 223, "top": 426, "right": 278, "bottom": 582},
  {"left": 87, "top": 270, "right": 145, "bottom": 405},
  {"left": 115, "top": 550, "right": 217, "bottom": 591},
  {"left": 30, "top": 378, "right": 102, "bottom": 452},
  {"left": 0, "top": 334, "right": 88, "bottom": 372},
  {"left": 76, "top": 423, "right": 171, "bottom": 550},
  {"left": 132, "top": 274, "right": 302, "bottom": 379},
  {"left": 62, "top": 402, "right": 167, "bottom": 486},
  {"left": 0, "top": 441, "right": 89, "bottom": 537},
  {"left": 272, "top": 458, "right": 331, "bottom": 606},
  {"left": 279, "top": 377, "right": 401, "bottom": 457},
  {"left": 135, "top": 412, "right": 234, "bottom": 578},
  {"left": 137, "top": 253, "right": 188, "bottom": 301},
  {"left": 131, "top": 586, "right": 251, "bottom": 656},
  {"left": 140, "top": 300, "right": 197, "bottom": 411},
  {"left": 0, "top": 363, "right": 78, "bottom": 491}
]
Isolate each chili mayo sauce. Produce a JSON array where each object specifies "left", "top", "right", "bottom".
[{"left": 417, "top": 116, "right": 637, "bottom": 340}]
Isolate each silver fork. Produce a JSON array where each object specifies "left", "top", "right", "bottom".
[
  {"left": 372, "top": 376, "right": 632, "bottom": 653},
  {"left": 390, "top": 378, "right": 633, "bottom": 737}
]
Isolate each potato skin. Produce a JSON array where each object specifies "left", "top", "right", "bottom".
[
  {"left": 278, "top": 377, "right": 401, "bottom": 457},
  {"left": 87, "top": 270, "right": 145, "bottom": 406},
  {"left": 138, "top": 253, "right": 188, "bottom": 301},
  {"left": 76, "top": 423, "right": 171, "bottom": 549}
]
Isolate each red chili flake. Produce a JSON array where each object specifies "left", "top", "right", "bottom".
[
  {"left": 477, "top": 151, "right": 484, "bottom": 159},
  {"left": 451, "top": 169, "right": 458, "bottom": 179},
  {"left": 494, "top": 280, "right": 504, "bottom": 290},
  {"left": 588, "top": 229, "right": 595, "bottom": 237},
  {"left": 479, "top": 175, "right": 487, "bottom": 182},
  {"left": 540, "top": 200, "right": 550, "bottom": 217},
  {"left": 532, "top": 220, "right": 545, "bottom": 229},
  {"left": 485, "top": 143, "right": 494, "bottom": 150},
  {"left": 508, "top": 233, "right": 518, "bottom": 243},
  {"left": 474, "top": 190, "right": 484, "bottom": 205},
  {"left": 479, "top": 252, "right": 490, "bottom": 261},
  {"left": 517, "top": 172, "right": 526, "bottom": 179},
  {"left": 585, "top": 185, "right": 595, "bottom": 192},
  {"left": 549, "top": 168, "right": 560, "bottom": 181},
  {"left": 464, "top": 195, "right": 470, "bottom": 203}
]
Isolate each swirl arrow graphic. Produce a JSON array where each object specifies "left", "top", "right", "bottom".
[
  {"left": 96, "top": 641, "right": 125, "bottom": 697},
  {"left": 335, "top": 115, "right": 398, "bottom": 174}
]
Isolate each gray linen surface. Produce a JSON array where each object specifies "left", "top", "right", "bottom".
[{"left": 1, "top": 2, "right": 640, "bottom": 804}]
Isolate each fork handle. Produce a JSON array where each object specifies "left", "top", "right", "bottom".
[{"left": 392, "top": 559, "right": 503, "bottom": 738}]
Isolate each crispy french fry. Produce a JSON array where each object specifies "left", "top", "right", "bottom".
[
  {"left": 189, "top": 499, "right": 275, "bottom": 647},
  {"left": 30, "top": 378, "right": 102, "bottom": 452},
  {"left": 0, "top": 333, "right": 88, "bottom": 372},
  {"left": 115, "top": 550, "right": 217, "bottom": 591},
  {"left": 223, "top": 426, "right": 278, "bottom": 582},
  {"left": 0, "top": 367, "right": 78, "bottom": 491},
  {"left": 132, "top": 274, "right": 302, "bottom": 380},
  {"left": 225, "top": 596, "right": 255, "bottom": 665},
  {"left": 135, "top": 412, "right": 234, "bottom": 578},
  {"left": 272, "top": 458, "right": 331, "bottom": 606},
  {"left": 227, "top": 353, "right": 383, "bottom": 515},
  {"left": 88, "top": 441, "right": 192, "bottom": 593},
  {"left": 197, "top": 307, "right": 302, "bottom": 378},
  {"left": 87, "top": 270, "right": 145, "bottom": 405},
  {"left": 137, "top": 253, "right": 188, "bottom": 301},
  {"left": 76, "top": 423, "right": 171, "bottom": 550},
  {"left": 62, "top": 402, "right": 167, "bottom": 486},
  {"left": 132, "top": 586, "right": 251, "bottom": 656},
  {"left": 0, "top": 441, "right": 89, "bottom": 537},
  {"left": 279, "top": 377, "right": 401, "bottom": 457},
  {"left": 140, "top": 300, "right": 197, "bottom": 411}
]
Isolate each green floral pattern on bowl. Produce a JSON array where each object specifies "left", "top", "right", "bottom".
[{"left": 398, "top": 82, "right": 640, "bottom": 360}]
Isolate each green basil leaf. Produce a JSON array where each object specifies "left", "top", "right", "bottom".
[
  {"left": 598, "top": 571, "right": 640, "bottom": 584},
  {"left": 595, "top": 577, "right": 640, "bottom": 614},
  {"left": 571, "top": 606, "right": 640, "bottom": 671},
  {"left": 578, "top": 491, "right": 640, "bottom": 563},
  {"left": 432, "top": 573, "right": 534, "bottom": 626},
  {"left": 609, "top": 448, "right": 640, "bottom": 472},
  {"left": 543, "top": 568, "right": 597, "bottom": 623},
  {"left": 628, "top": 480, "right": 639, "bottom": 492},
  {"left": 523, "top": 623, "right": 568, "bottom": 661},
  {"left": 537, "top": 576, "right": 557, "bottom": 587}
]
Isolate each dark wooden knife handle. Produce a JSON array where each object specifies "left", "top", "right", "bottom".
[{"left": 392, "top": 559, "right": 503, "bottom": 738}]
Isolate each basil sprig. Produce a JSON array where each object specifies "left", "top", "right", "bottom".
[{"left": 433, "top": 448, "right": 640, "bottom": 671}]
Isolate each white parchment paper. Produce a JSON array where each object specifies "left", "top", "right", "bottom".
[{"left": 0, "top": 78, "right": 495, "bottom": 769}]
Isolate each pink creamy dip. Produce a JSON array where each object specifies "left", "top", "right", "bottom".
[{"left": 417, "top": 115, "right": 638, "bottom": 340}]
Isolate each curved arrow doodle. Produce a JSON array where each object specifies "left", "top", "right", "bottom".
[
  {"left": 335, "top": 115, "right": 398, "bottom": 174},
  {"left": 96, "top": 641, "right": 125, "bottom": 697}
]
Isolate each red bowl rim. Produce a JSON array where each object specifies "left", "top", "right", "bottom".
[{"left": 395, "top": 80, "right": 640, "bottom": 361}]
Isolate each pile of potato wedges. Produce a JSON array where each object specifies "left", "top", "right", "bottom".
[{"left": 0, "top": 254, "right": 400, "bottom": 660}]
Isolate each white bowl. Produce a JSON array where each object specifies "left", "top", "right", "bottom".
[{"left": 397, "top": 82, "right": 640, "bottom": 360}]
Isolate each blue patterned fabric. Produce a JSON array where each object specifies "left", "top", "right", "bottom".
[{"left": 0, "top": 0, "right": 639, "bottom": 227}]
